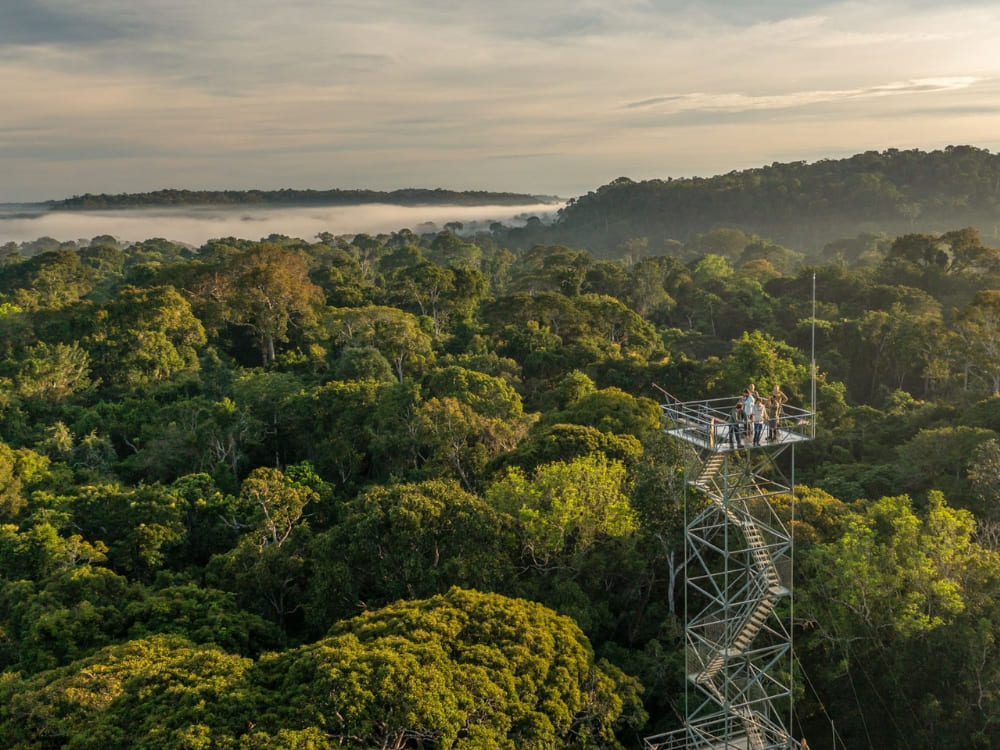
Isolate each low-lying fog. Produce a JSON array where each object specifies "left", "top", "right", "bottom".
[{"left": 0, "top": 202, "right": 563, "bottom": 247}]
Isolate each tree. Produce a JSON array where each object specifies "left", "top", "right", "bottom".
[
  {"left": 895, "top": 426, "right": 996, "bottom": 503},
  {"left": 306, "top": 480, "right": 517, "bottom": 628},
  {"left": 0, "top": 565, "right": 129, "bottom": 673},
  {"left": 330, "top": 345, "right": 396, "bottom": 383},
  {"left": 0, "top": 249, "right": 94, "bottom": 309},
  {"left": 231, "top": 370, "right": 304, "bottom": 468},
  {"left": 234, "top": 467, "right": 317, "bottom": 551},
  {"left": 71, "top": 483, "right": 188, "bottom": 578},
  {"left": 495, "top": 423, "right": 643, "bottom": 476},
  {"left": 0, "top": 442, "right": 26, "bottom": 520},
  {"left": 427, "top": 230, "right": 481, "bottom": 268},
  {"left": 388, "top": 261, "right": 454, "bottom": 334},
  {"left": 966, "top": 438, "right": 1000, "bottom": 520},
  {"left": 716, "top": 329, "right": 807, "bottom": 399},
  {"left": 0, "top": 635, "right": 255, "bottom": 748},
  {"left": 328, "top": 306, "right": 434, "bottom": 382},
  {"left": 691, "top": 253, "right": 734, "bottom": 284},
  {"left": 956, "top": 290, "right": 1000, "bottom": 394},
  {"left": 799, "top": 492, "right": 1000, "bottom": 749},
  {"left": 486, "top": 454, "right": 637, "bottom": 569},
  {"left": 626, "top": 257, "right": 678, "bottom": 319},
  {"left": 414, "top": 395, "right": 531, "bottom": 490},
  {"left": 89, "top": 285, "right": 206, "bottom": 389},
  {"left": 123, "top": 583, "right": 283, "bottom": 656},
  {"left": 196, "top": 244, "right": 324, "bottom": 365},
  {"left": 3, "top": 341, "right": 93, "bottom": 403},
  {"left": 208, "top": 468, "right": 317, "bottom": 627},
  {"left": 547, "top": 386, "right": 661, "bottom": 439},
  {"left": 258, "top": 588, "right": 645, "bottom": 749}
]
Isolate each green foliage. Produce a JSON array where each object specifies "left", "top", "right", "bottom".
[
  {"left": 327, "top": 305, "right": 434, "bottom": 382},
  {"left": 123, "top": 583, "right": 284, "bottom": 655},
  {"left": 260, "top": 588, "right": 645, "bottom": 749},
  {"left": 71, "top": 484, "right": 188, "bottom": 578},
  {"left": 2, "top": 341, "right": 93, "bottom": 403},
  {"left": 0, "top": 635, "right": 255, "bottom": 748},
  {"left": 486, "top": 454, "right": 637, "bottom": 569},
  {"left": 798, "top": 491, "right": 1000, "bottom": 748},
  {"left": 307, "top": 480, "right": 516, "bottom": 629},
  {"left": 207, "top": 468, "right": 317, "bottom": 628},
  {"left": 7, "top": 188, "right": 1000, "bottom": 748},
  {"left": 193, "top": 244, "right": 324, "bottom": 365},
  {"left": 545, "top": 386, "right": 661, "bottom": 439},
  {"left": 88, "top": 285, "right": 206, "bottom": 390},
  {"left": 803, "top": 491, "right": 982, "bottom": 639},
  {"left": 895, "top": 425, "right": 997, "bottom": 503},
  {"left": 495, "top": 423, "right": 643, "bottom": 476},
  {"left": 715, "top": 329, "right": 808, "bottom": 399},
  {"left": 330, "top": 345, "right": 395, "bottom": 382}
]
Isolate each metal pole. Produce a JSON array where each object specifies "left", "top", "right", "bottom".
[{"left": 810, "top": 272, "right": 817, "bottom": 439}]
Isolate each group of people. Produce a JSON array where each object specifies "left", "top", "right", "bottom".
[{"left": 728, "top": 383, "right": 786, "bottom": 449}]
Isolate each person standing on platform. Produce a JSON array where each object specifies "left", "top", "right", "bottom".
[
  {"left": 771, "top": 385, "right": 787, "bottom": 421},
  {"left": 728, "top": 399, "right": 745, "bottom": 449},
  {"left": 752, "top": 396, "right": 767, "bottom": 446},
  {"left": 766, "top": 395, "right": 779, "bottom": 441},
  {"left": 743, "top": 387, "right": 756, "bottom": 439}
]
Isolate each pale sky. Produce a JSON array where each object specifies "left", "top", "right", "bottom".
[{"left": 3, "top": 0, "right": 1000, "bottom": 203}]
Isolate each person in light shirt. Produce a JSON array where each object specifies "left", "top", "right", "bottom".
[
  {"left": 752, "top": 396, "right": 767, "bottom": 446},
  {"left": 743, "top": 385, "right": 756, "bottom": 439}
]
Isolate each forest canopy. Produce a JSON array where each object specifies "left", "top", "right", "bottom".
[{"left": 4, "top": 151, "right": 1000, "bottom": 748}]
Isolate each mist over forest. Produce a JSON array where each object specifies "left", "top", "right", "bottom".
[{"left": 0, "top": 202, "right": 562, "bottom": 248}]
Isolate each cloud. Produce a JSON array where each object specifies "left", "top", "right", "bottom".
[
  {"left": 0, "top": 0, "right": 134, "bottom": 45},
  {"left": 623, "top": 77, "right": 983, "bottom": 115},
  {"left": 2, "top": 1, "right": 1000, "bottom": 201}
]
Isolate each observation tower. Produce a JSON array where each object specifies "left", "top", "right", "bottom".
[{"left": 644, "top": 394, "right": 816, "bottom": 750}]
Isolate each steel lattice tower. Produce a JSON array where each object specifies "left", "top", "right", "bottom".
[{"left": 644, "top": 396, "right": 815, "bottom": 750}]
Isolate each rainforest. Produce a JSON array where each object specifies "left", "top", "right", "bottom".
[{"left": 3, "top": 147, "right": 1000, "bottom": 749}]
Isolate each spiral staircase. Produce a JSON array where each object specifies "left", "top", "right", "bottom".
[{"left": 644, "top": 396, "right": 815, "bottom": 750}]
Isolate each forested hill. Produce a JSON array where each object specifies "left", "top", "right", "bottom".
[
  {"left": 506, "top": 145, "right": 1000, "bottom": 256},
  {"left": 52, "top": 187, "right": 559, "bottom": 210}
]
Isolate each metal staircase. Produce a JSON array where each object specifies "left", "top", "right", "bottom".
[{"left": 645, "top": 396, "right": 815, "bottom": 750}]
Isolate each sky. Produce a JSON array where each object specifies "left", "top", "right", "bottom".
[{"left": 3, "top": 0, "right": 1000, "bottom": 204}]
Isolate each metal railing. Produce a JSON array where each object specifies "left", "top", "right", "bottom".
[{"left": 660, "top": 396, "right": 815, "bottom": 452}]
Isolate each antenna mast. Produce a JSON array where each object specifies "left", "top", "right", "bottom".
[{"left": 811, "top": 271, "right": 817, "bottom": 439}]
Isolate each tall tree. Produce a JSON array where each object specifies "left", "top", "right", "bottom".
[
  {"left": 328, "top": 306, "right": 434, "bottom": 382},
  {"left": 196, "top": 244, "right": 323, "bottom": 365}
]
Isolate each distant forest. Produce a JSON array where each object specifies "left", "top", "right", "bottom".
[
  {"left": 53, "top": 187, "right": 558, "bottom": 210},
  {"left": 5, "top": 146, "right": 1000, "bottom": 749},
  {"left": 498, "top": 145, "right": 1000, "bottom": 255}
]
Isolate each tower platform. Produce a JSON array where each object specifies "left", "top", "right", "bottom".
[{"left": 660, "top": 397, "right": 815, "bottom": 454}]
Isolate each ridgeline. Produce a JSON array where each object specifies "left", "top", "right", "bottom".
[
  {"left": 52, "top": 187, "right": 560, "bottom": 210},
  {"left": 502, "top": 145, "right": 1000, "bottom": 255}
]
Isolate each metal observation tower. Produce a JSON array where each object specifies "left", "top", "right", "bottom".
[{"left": 645, "top": 395, "right": 816, "bottom": 750}]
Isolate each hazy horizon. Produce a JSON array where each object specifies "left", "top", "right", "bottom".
[
  {"left": 3, "top": 1, "right": 1000, "bottom": 203},
  {"left": 0, "top": 202, "right": 563, "bottom": 248}
]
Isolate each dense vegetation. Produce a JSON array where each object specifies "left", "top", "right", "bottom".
[
  {"left": 499, "top": 145, "right": 1000, "bottom": 256},
  {"left": 4, "top": 162, "right": 1000, "bottom": 747},
  {"left": 52, "top": 188, "right": 558, "bottom": 211}
]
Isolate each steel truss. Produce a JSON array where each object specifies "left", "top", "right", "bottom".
[{"left": 645, "top": 397, "right": 815, "bottom": 750}]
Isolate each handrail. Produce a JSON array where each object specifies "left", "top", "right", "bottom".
[{"left": 660, "top": 396, "right": 815, "bottom": 452}]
